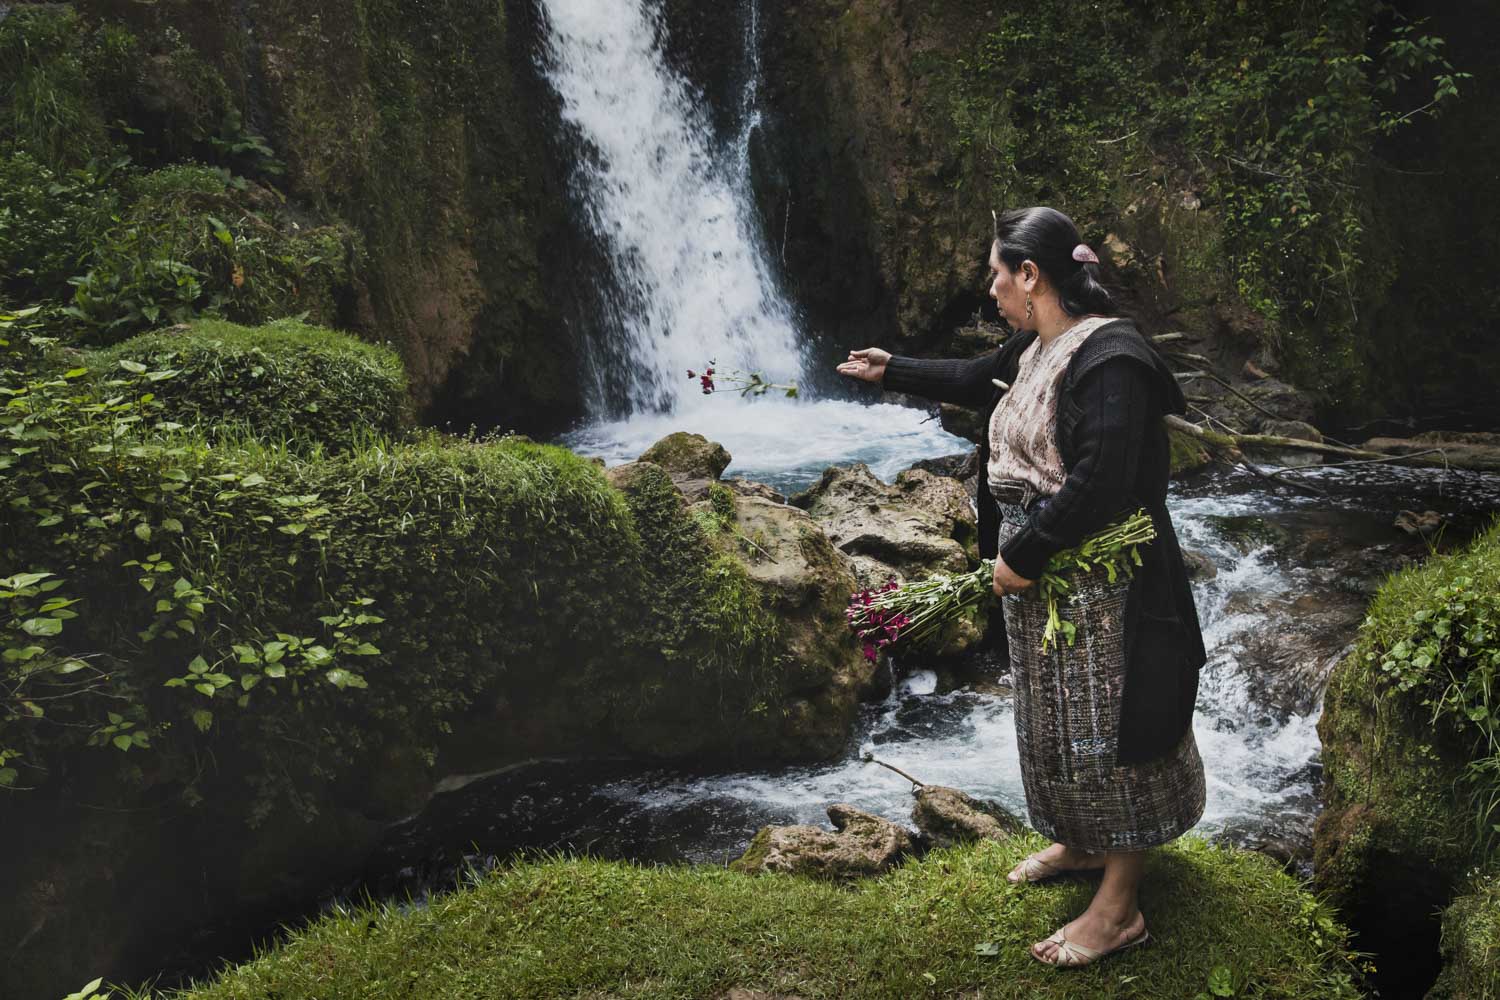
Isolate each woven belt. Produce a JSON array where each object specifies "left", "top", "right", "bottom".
[{"left": 988, "top": 479, "right": 1037, "bottom": 508}]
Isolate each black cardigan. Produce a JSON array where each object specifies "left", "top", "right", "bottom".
[{"left": 883, "top": 319, "right": 1206, "bottom": 765}]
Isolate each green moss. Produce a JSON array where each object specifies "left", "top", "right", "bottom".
[
  {"left": 141, "top": 836, "right": 1360, "bottom": 1000},
  {"left": 84, "top": 319, "right": 410, "bottom": 451},
  {"left": 1314, "top": 523, "right": 1500, "bottom": 987},
  {"left": 1168, "top": 427, "right": 1213, "bottom": 477},
  {"left": 1430, "top": 873, "right": 1500, "bottom": 1000}
]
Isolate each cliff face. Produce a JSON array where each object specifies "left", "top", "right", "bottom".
[
  {"left": 70, "top": 0, "right": 584, "bottom": 432},
  {"left": 747, "top": 0, "right": 1498, "bottom": 423}
]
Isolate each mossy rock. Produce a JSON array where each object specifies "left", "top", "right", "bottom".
[
  {"left": 1429, "top": 873, "right": 1500, "bottom": 1000},
  {"left": 1314, "top": 523, "right": 1500, "bottom": 995},
  {"left": 639, "top": 431, "right": 733, "bottom": 481},
  {"left": 82, "top": 319, "right": 410, "bottom": 451},
  {"left": 1204, "top": 514, "right": 1290, "bottom": 553},
  {"left": 155, "top": 836, "right": 1362, "bottom": 1000}
]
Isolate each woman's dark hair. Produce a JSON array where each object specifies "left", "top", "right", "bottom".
[{"left": 992, "top": 206, "right": 1116, "bottom": 318}]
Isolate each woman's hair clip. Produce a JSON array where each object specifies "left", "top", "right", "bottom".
[{"left": 1072, "top": 243, "right": 1100, "bottom": 264}]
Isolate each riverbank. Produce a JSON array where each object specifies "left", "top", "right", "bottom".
[{"left": 124, "top": 835, "right": 1359, "bottom": 1000}]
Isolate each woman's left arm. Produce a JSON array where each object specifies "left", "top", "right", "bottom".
[{"left": 997, "top": 357, "right": 1157, "bottom": 582}]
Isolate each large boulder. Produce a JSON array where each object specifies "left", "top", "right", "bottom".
[
  {"left": 730, "top": 804, "right": 912, "bottom": 879},
  {"left": 911, "top": 785, "right": 1022, "bottom": 849},
  {"left": 791, "top": 463, "right": 974, "bottom": 585},
  {"left": 640, "top": 431, "right": 733, "bottom": 481},
  {"left": 695, "top": 492, "right": 880, "bottom": 756},
  {"left": 791, "top": 463, "right": 981, "bottom": 657}
]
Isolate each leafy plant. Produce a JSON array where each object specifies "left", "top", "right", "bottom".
[
  {"left": 945, "top": 0, "right": 1470, "bottom": 402},
  {"left": 1372, "top": 569, "right": 1500, "bottom": 856}
]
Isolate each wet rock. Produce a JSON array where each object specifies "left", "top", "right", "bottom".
[
  {"left": 791, "top": 463, "right": 980, "bottom": 656},
  {"left": 693, "top": 494, "right": 880, "bottom": 756},
  {"left": 1204, "top": 514, "right": 1290, "bottom": 554},
  {"left": 911, "top": 786, "right": 1022, "bottom": 849},
  {"left": 730, "top": 804, "right": 912, "bottom": 880},
  {"left": 1181, "top": 547, "right": 1218, "bottom": 581},
  {"left": 723, "top": 478, "right": 788, "bottom": 505},
  {"left": 792, "top": 463, "right": 972, "bottom": 585},
  {"left": 939, "top": 402, "right": 984, "bottom": 444},
  {"left": 639, "top": 431, "right": 732, "bottom": 481},
  {"left": 1261, "top": 420, "right": 1323, "bottom": 443},
  {"left": 1238, "top": 596, "right": 1358, "bottom": 720},
  {"left": 907, "top": 450, "right": 979, "bottom": 482},
  {"left": 1394, "top": 509, "right": 1443, "bottom": 538},
  {"left": 1179, "top": 190, "right": 1202, "bottom": 211}
]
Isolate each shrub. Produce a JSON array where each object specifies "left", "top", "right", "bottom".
[
  {"left": 83, "top": 319, "right": 410, "bottom": 451},
  {"left": 1, "top": 335, "right": 780, "bottom": 820}
]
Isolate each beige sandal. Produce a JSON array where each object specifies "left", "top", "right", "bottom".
[
  {"left": 1031, "top": 925, "right": 1151, "bottom": 968},
  {"left": 1006, "top": 852, "right": 1105, "bottom": 884},
  {"left": 1007, "top": 854, "right": 1062, "bottom": 884}
]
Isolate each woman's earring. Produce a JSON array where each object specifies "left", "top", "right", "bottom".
[{"left": 1025, "top": 292, "right": 1033, "bottom": 322}]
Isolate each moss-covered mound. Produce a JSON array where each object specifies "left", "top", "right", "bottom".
[
  {"left": 1430, "top": 873, "right": 1500, "bottom": 999},
  {"left": 83, "top": 320, "right": 410, "bottom": 450},
  {"left": 145, "top": 836, "right": 1359, "bottom": 1000},
  {"left": 1, "top": 327, "right": 873, "bottom": 996},
  {"left": 1315, "top": 521, "right": 1500, "bottom": 993}
]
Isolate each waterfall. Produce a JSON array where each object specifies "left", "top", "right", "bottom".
[{"left": 536, "top": 0, "right": 803, "bottom": 419}]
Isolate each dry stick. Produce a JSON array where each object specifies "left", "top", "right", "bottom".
[
  {"left": 861, "top": 753, "right": 925, "bottom": 789},
  {"left": 1262, "top": 447, "right": 1450, "bottom": 476}
]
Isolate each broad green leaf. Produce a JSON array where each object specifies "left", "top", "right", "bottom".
[
  {"left": 21, "top": 616, "right": 62, "bottom": 636},
  {"left": 117, "top": 359, "right": 148, "bottom": 374},
  {"left": 112, "top": 734, "right": 133, "bottom": 751},
  {"left": 192, "top": 709, "right": 214, "bottom": 732}
]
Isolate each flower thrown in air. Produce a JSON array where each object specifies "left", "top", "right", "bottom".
[{"left": 687, "top": 361, "right": 798, "bottom": 399}]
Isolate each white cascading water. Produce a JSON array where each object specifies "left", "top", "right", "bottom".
[
  {"left": 537, "top": 0, "right": 802, "bottom": 415},
  {"left": 407, "top": 0, "right": 1496, "bottom": 875},
  {"left": 539, "top": 0, "right": 968, "bottom": 485}
]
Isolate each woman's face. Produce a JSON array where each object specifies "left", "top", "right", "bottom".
[{"left": 988, "top": 243, "right": 1033, "bottom": 329}]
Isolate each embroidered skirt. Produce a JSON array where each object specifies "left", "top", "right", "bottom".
[{"left": 998, "top": 500, "right": 1205, "bottom": 851}]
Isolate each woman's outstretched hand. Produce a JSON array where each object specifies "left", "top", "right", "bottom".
[
  {"left": 992, "top": 556, "right": 1035, "bottom": 597},
  {"left": 837, "top": 348, "right": 891, "bottom": 384}
]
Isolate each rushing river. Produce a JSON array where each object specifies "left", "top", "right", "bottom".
[
  {"left": 354, "top": 443, "right": 1500, "bottom": 903},
  {"left": 334, "top": 0, "right": 1500, "bottom": 904}
]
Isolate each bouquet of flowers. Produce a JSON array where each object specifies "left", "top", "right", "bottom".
[{"left": 847, "top": 509, "right": 1156, "bottom": 658}]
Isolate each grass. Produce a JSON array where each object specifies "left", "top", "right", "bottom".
[{"left": 130, "top": 835, "right": 1359, "bottom": 1000}]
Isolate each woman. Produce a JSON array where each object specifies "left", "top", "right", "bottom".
[{"left": 838, "top": 207, "right": 1206, "bottom": 968}]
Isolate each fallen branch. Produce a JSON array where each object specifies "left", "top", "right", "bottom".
[
  {"left": 1260, "top": 448, "right": 1450, "bottom": 476},
  {"left": 861, "top": 753, "right": 925, "bottom": 789},
  {"left": 1165, "top": 414, "right": 1386, "bottom": 461}
]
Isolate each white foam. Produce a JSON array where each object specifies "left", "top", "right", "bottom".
[{"left": 537, "top": 0, "right": 803, "bottom": 416}]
